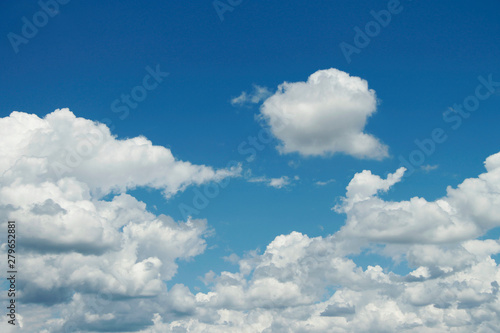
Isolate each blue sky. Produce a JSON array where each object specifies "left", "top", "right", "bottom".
[{"left": 1, "top": 1, "right": 500, "bottom": 332}]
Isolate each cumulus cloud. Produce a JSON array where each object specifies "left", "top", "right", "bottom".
[
  {"left": 135, "top": 152, "right": 500, "bottom": 332},
  {"left": 0, "top": 109, "right": 240, "bottom": 199},
  {"left": 334, "top": 152, "right": 500, "bottom": 246},
  {"left": 2, "top": 110, "right": 500, "bottom": 332},
  {"left": 0, "top": 108, "right": 239, "bottom": 311},
  {"left": 0, "top": 109, "right": 222, "bottom": 284},
  {"left": 259, "top": 68, "right": 389, "bottom": 159},
  {"left": 137, "top": 232, "right": 500, "bottom": 332},
  {"left": 0, "top": 109, "right": 226, "bottom": 331},
  {"left": 0, "top": 188, "right": 210, "bottom": 302}
]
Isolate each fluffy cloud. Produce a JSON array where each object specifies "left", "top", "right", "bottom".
[
  {"left": 0, "top": 187, "right": 210, "bottom": 302},
  {"left": 136, "top": 153, "right": 500, "bottom": 332},
  {"left": 0, "top": 109, "right": 240, "bottom": 199},
  {"left": 334, "top": 151, "right": 500, "bottom": 247},
  {"left": 0, "top": 108, "right": 237, "bottom": 306},
  {"left": 259, "top": 68, "right": 388, "bottom": 159},
  {"left": 0, "top": 110, "right": 226, "bottom": 331},
  {"left": 138, "top": 232, "right": 500, "bottom": 332},
  {"left": 2, "top": 110, "right": 500, "bottom": 332}
]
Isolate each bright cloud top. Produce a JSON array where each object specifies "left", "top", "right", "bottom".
[
  {"left": 0, "top": 109, "right": 240, "bottom": 199},
  {"left": 0, "top": 110, "right": 219, "bottom": 332},
  {"left": 335, "top": 151, "right": 500, "bottom": 247},
  {"left": 259, "top": 68, "right": 389, "bottom": 159}
]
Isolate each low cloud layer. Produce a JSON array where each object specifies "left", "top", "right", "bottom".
[
  {"left": 1, "top": 111, "right": 499, "bottom": 332},
  {"left": 137, "top": 152, "right": 500, "bottom": 332},
  {"left": 259, "top": 68, "right": 389, "bottom": 159}
]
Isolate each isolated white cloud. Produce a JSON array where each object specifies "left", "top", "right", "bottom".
[{"left": 259, "top": 68, "right": 388, "bottom": 159}]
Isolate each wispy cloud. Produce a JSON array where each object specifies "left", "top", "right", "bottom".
[
  {"left": 231, "top": 85, "right": 272, "bottom": 106},
  {"left": 421, "top": 164, "right": 439, "bottom": 172},
  {"left": 268, "top": 176, "right": 291, "bottom": 189},
  {"left": 315, "top": 178, "right": 336, "bottom": 186},
  {"left": 248, "top": 175, "right": 297, "bottom": 188}
]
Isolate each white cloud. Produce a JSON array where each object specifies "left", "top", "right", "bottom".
[
  {"left": 3, "top": 110, "right": 500, "bottom": 332},
  {"left": 0, "top": 192, "right": 209, "bottom": 299},
  {"left": 231, "top": 85, "right": 271, "bottom": 106},
  {"left": 334, "top": 152, "right": 500, "bottom": 246},
  {"left": 315, "top": 178, "right": 336, "bottom": 186},
  {"left": 0, "top": 108, "right": 237, "bottom": 306},
  {"left": 0, "top": 110, "right": 222, "bottom": 330},
  {"left": 421, "top": 164, "right": 439, "bottom": 172},
  {"left": 259, "top": 68, "right": 389, "bottom": 159},
  {"left": 137, "top": 231, "right": 500, "bottom": 332},
  {"left": 248, "top": 175, "right": 295, "bottom": 188},
  {"left": 135, "top": 152, "right": 500, "bottom": 332},
  {"left": 268, "top": 176, "right": 291, "bottom": 189},
  {"left": 0, "top": 109, "right": 240, "bottom": 199}
]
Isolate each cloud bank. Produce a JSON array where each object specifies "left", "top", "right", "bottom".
[{"left": 1, "top": 110, "right": 499, "bottom": 332}]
